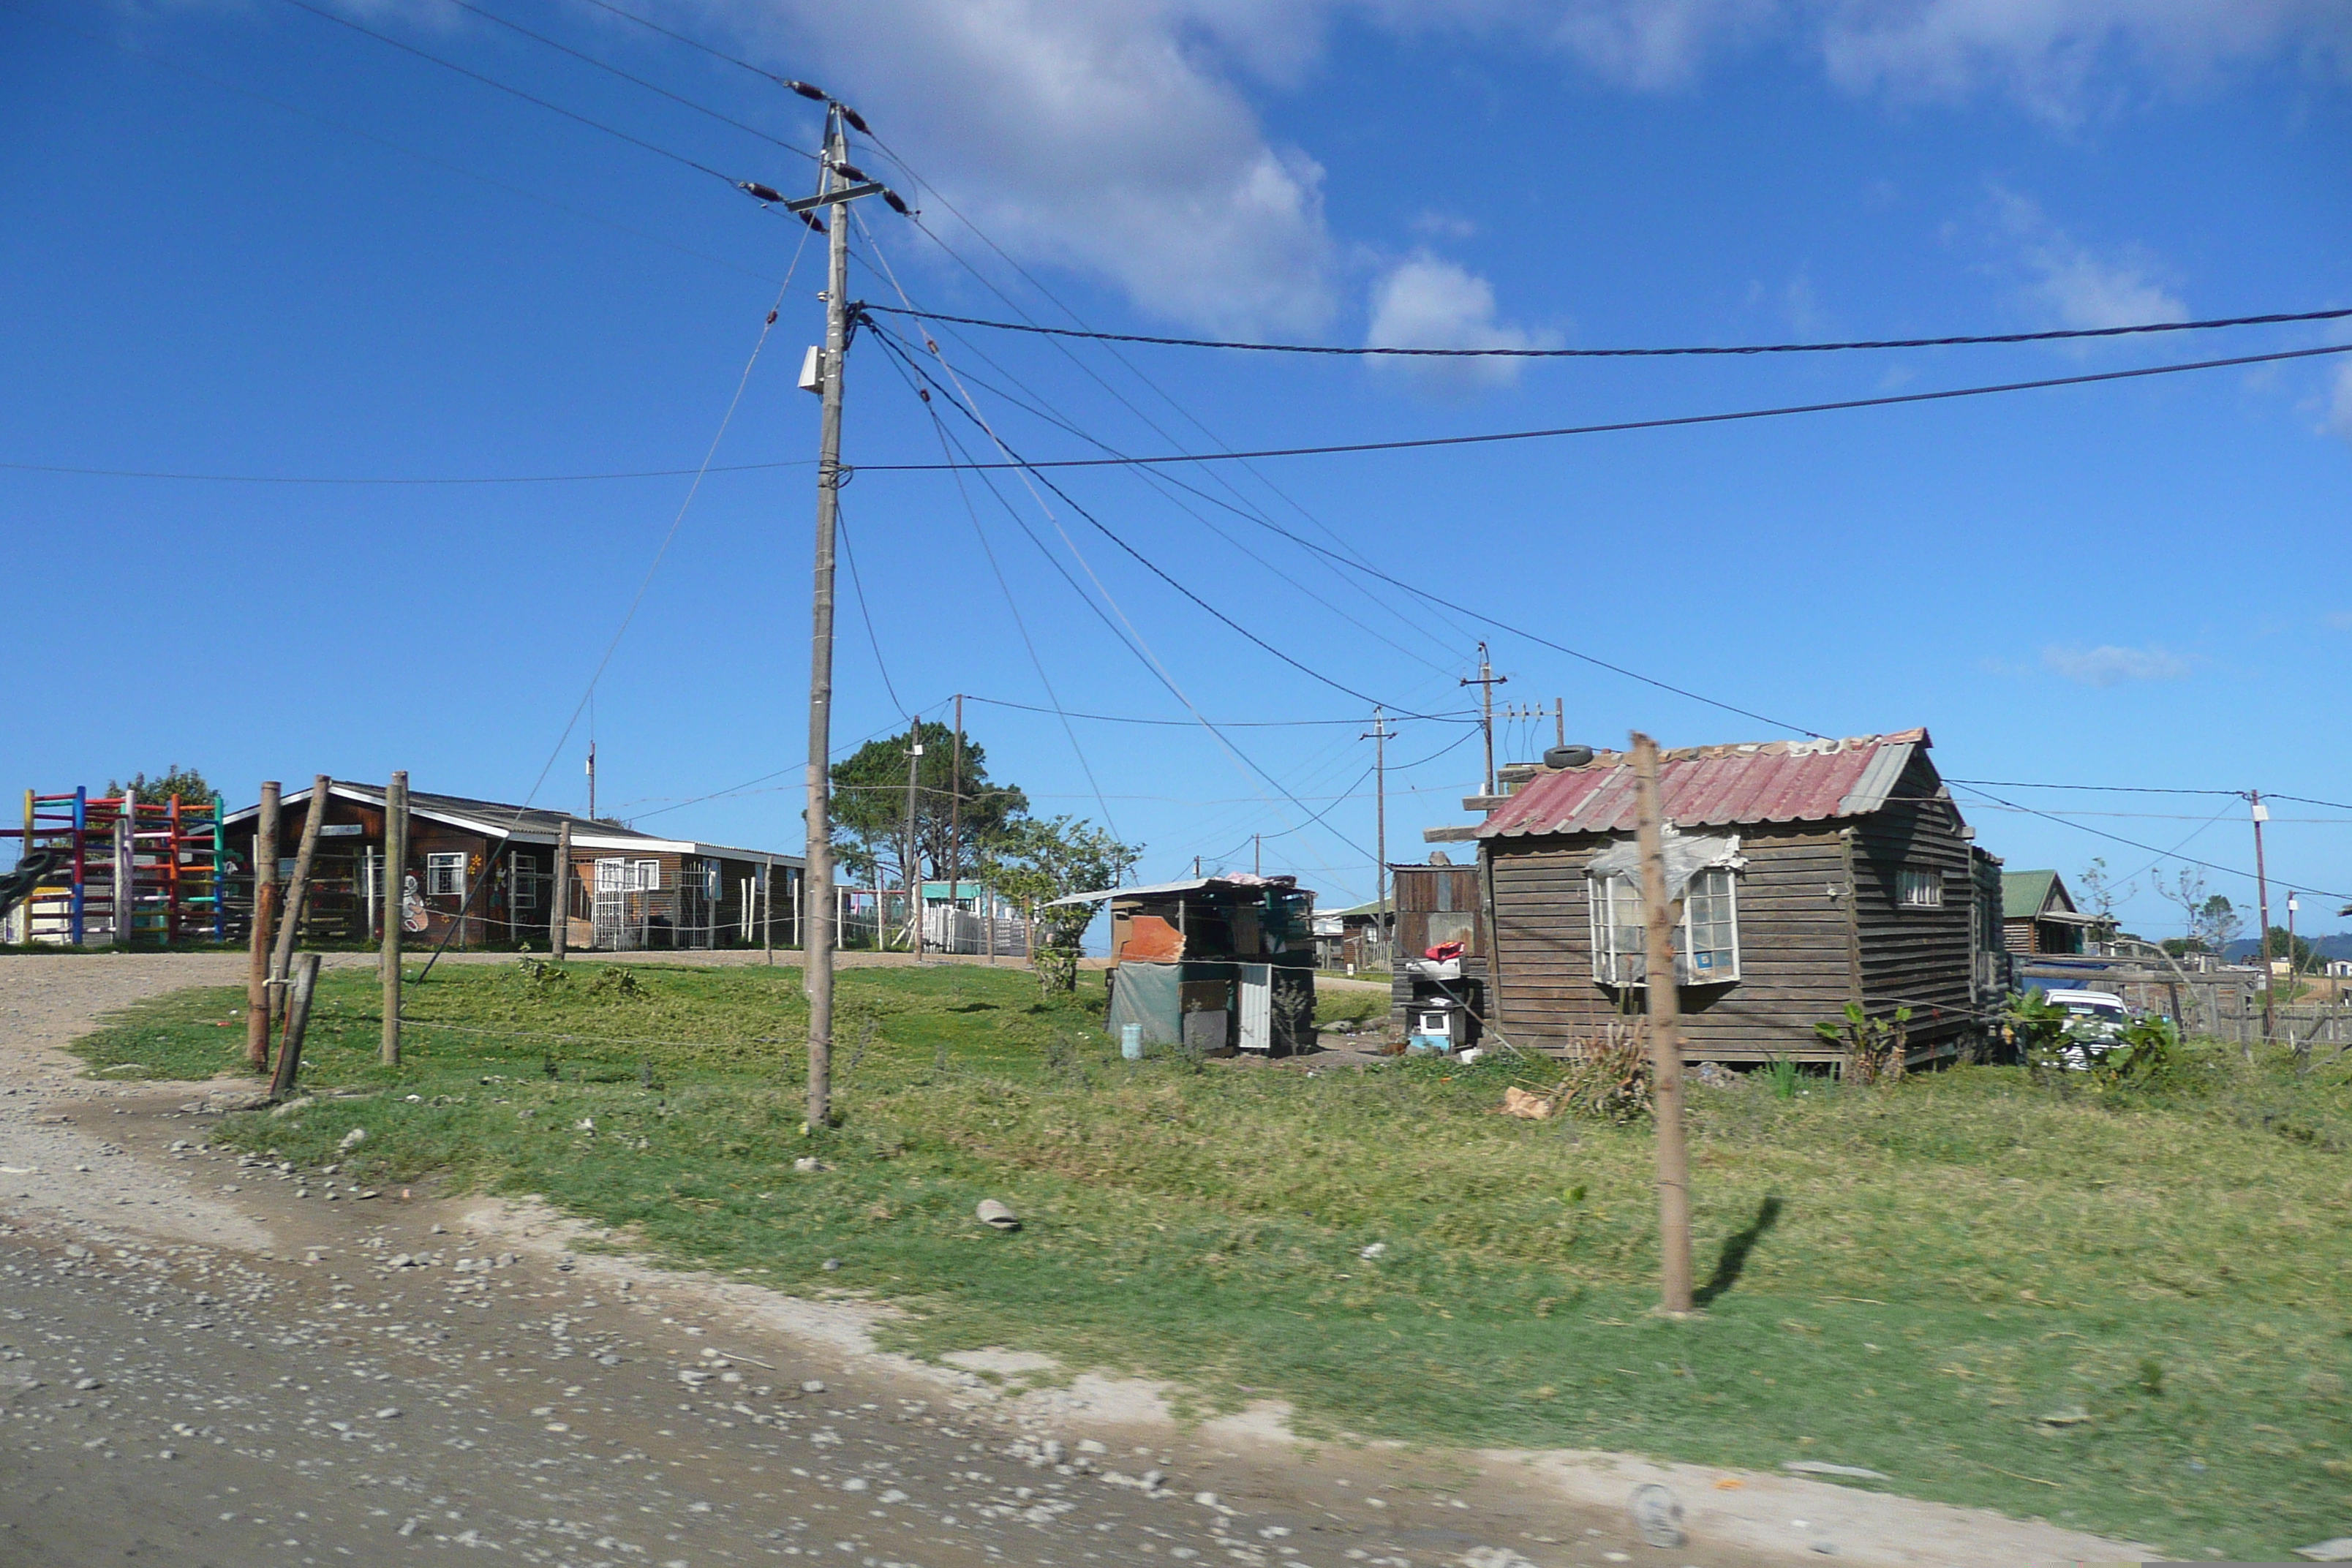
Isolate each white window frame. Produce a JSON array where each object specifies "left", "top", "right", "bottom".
[
  {"left": 510, "top": 862, "right": 540, "bottom": 911},
  {"left": 1896, "top": 868, "right": 1943, "bottom": 908},
  {"left": 425, "top": 852, "right": 467, "bottom": 900},
  {"left": 631, "top": 859, "right": 661, "bottom": 892},
  {"left": 1589, "top": 866, "right": 1741, "bottom": 985},
  {"left": 594, "top": 856, "right": 628, "bottom": 892}
]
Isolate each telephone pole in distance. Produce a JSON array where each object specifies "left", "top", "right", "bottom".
[
  {"left": 1461, "top": 644, "right": 1507, "bottom": 796},
  {"left": 1362, "top": 706, "right": 1392, "bottom": 951}
]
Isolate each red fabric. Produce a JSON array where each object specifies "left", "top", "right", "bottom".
[{"left": 1424, "top": 940, "right": 1465, "bottom": 962}]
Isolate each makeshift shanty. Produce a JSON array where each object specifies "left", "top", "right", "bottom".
[
  {"left": 1052, "top": 874, "right": 1316, "bottom": 1055},
  {"left": 1387, "top": 852, "right": 1491, "bottom": 1048},
  {"left": 222, "top": 783, "right": 807, "bottom": 952},
  {"left": 1421, "top": 728, "right": 2005, "bottom": 1064}
]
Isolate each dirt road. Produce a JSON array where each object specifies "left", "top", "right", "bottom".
[{"left": 0, "top": 954, "right": 2135, "bottom": 1568}]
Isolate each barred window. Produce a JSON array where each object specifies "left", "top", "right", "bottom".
[
  {"left": 1896, "top": 869, "right": 1943, "bottom": 908},
  {"left": 425, "top": 853, "right": 466, "bottom": 899},
  {"left": 1590, "top": 867, "right": 1741, "bottom": 985}
]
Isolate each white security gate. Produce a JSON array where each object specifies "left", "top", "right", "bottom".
[{"left": 1238, "top": 963, "right": 1273, "bottom": 1053}]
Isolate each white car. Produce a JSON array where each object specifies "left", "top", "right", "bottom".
[{"left": 2043, "top": 988, "right": 2129, "bottom": 1066}]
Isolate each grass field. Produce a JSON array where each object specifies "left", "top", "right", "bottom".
[{"left": 70, "top": 958, "right": 2352, "bottom": 1560}]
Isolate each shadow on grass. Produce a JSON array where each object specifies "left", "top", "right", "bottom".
[{"left": 1694, "top": 1194, "right": 1782, "bottom": 1306}]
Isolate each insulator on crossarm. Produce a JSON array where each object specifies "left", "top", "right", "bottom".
[
  {"left": 882, "top": 189, "right": 911, "bottom": 216},
  {"left": 838, "top": 104, "right": 870, "bottom": 135},
  {"left": 784, "top": 80, "right": 827, "bottom": 101},
  {"left": 833, "top": 162, "right": 868, "bottom": 182},
  {"left": 738, "top": 181, "right": 785, "bottom": 205},
  {"left": 799, "top": 211, "right": 826, "bottom": 234}
]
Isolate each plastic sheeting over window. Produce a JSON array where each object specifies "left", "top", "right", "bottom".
[{"left": 1586, "top": 830, "right": 1745, "bottom": 987}]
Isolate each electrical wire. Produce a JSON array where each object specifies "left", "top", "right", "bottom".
[
  {"left": 835, "top": 500, "right": 905, "bottom": 717},
  {"left": 0, "top": 457, "right": 810, "bottom": 485},
  {"left": 867, "top": 324, "right": 1458, "bottom": 723},
  {"left": 960, "top": 694, "right": 1476, "bottom": 728},
  {"left": 859, "top": 343, "right": 2352, "bottom": 473},
  {"left": 1947, "top": 783, "right": 2352, "bottom": 904},
  {"left": 272, "top": 0, "right": 747, "bottom": 187},
  {"left": 861, "top": 302, "right": 2352, "bottom": 360},
  {"left": 4, "top": 0, "right": 780, "bottom": 284},
  {"left": 424, "top": 0, "right": 816, "bottom": 161}
]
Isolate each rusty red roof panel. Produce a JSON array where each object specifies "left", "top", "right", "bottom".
[{"left": 1477, "top": 729, "right": 1930, "bottom": 839}]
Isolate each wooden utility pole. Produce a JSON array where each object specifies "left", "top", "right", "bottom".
[
  {"left": 1461, "top": 644, "right": 1507, "bottom": 796},
  {"left": 380, "top": 772, "right": 407, "bottom": 1065},
  {"left": 1632, "top": 732, "right": 1694, "bottom": 1317},
  {"left": 271, "top": 774, "right": 330, "bottom": 1009},
  {"left": 1254, "top": 834, "right": 1262, "bottom": 877},
  {"left": 905, "top": 719, "right": 924, "bottom": 962},
  {"left": 585, "top": 741, "right": 597, "bottom": 823},
  {"left": 549, "top": 819, "right": 570, "bottom": 961},
  {"left": 2252, "top": 791, "right": 2274, "bottom": 1044},
  {"left": 245, "top": 780, "right": 280, "bottom": 1069},
  {"left": 1374, "top": 724, "right": 1387, "bottom": 952},
  {"left": 1555, "top": 697, "right": 1565, "bottom": 750},
  {"left": 797, "top": 99, "right": 889, "bottom": 1127}
]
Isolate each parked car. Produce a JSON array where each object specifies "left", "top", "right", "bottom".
[{"left": 2043, "top": 987, "right": 2129, "bottom": 1067}]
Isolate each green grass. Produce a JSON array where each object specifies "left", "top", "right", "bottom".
[{"left": 70, "top": 959, "right": 2352, "bottom": 1560}]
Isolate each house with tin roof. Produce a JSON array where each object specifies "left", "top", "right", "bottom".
[
  {"left": 1422, "top": 728, "right": 2006, "bottom": 1065},
  {"left": 1999, "top": 870, "right": 2106, "bottom": 957}
]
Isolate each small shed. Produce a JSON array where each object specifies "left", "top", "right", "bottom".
[
  {"left": 1054, "top": 875, "right": 1316, "bottom": 1055},
  {"left": 2001, "top": 870, "right": 2103, "bottom": 956},
  {"left": 1387, "top": 853, "right": 1493, "bottom": 1042},
  {"left": 1311, "top": 898, "right": 1390, "bottom": 971},
  {"left": 1422, "top": 728, "right": 2000, "bottom": 1065}
]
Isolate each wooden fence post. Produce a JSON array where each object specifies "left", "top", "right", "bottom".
[
  {"left": 245, "top": 781, "right": 280, "bottom": 1070},
  {"left": 1632, "top": 732, "right": 1694, "bottom": 1317},
  {"left": 550, "top": 820, "right": 570, "bottom": 962},
  {"left": 270, "top": 774, "right": 330, "bottom": 1001},
  {"left": 382, "top": 772, "right": 407, "bottom": 1066},
  {"left": 272, "top": 952, "right": 322, "bottom": 1101}
]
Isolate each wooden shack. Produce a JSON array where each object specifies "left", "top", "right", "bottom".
[
  {"left": 2000, "top": 870, "right": 2104, "bottom": 956},
  {"left": 224, "top": 782, "right": 807, "bottom": 952},
  {"left": 1055, "top": 874, "right": 1316, "bottom": 1055},
  {"left": 1422, "top": 728, "right": 1999, "bottom": 1065},
  {"left": 1387, "top": 853, "right": 1492, "bottom": 1039}
]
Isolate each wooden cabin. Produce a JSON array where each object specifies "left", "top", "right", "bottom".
[
  {"left": 2001, "top": 870, "right": 2105, "bottom": 957},
  {"left": 1422, "top": 728, "right": 1999, "bottom": 1065},
  {"left": 1056, "top": 874, "right": 1316, "bottom": 1055},
  {"left": 224, "top": 783, "right": 807, "bottom": 951}
]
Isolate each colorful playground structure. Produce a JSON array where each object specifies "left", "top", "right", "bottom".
[{"left": 0, "top": 787, "right": 230, "bottom": 946}]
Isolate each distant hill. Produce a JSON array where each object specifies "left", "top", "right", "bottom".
[{"left": 2224, "top": 932, "right": 2352, "bottom": 962}]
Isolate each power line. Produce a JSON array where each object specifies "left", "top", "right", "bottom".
[
  {"left": 1947, "top": 783, "right": 2352, "bottom": 905},
  {"left": 867, "top": 323, "right": 1459, "bottom": 723},
  {"left": 426, "top": 0, "right": 816, "bottom": 161},
  {"left": 960, "top": 694, "right": 1476, "bottom": 728},
  {"left": 857, "top": 342, "right": 2352, "bottom": 473},
  {"left": 0, "top": 458, "right": 811, "bottom": 485},
  {"left": 861, "top": 303, "right": 2352, "bottom": 360},
  {"left": 8, "top": 1, "right": 781, "bottom": 283},
  {"left": 273, "top": 0, "right": 744, "bottom": 187},
  {"left": 835, "top": 500, "right": 904, "bottom": 716}
]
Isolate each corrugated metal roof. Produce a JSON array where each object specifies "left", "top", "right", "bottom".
[
  {"left": 1475, "top": 729, "right": 1932, "bottom": 839},
  {"left": 1047, "top": 873, "right": 1306, "bottom": 908}
]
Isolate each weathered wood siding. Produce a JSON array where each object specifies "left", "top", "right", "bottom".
[
  {"left": 1488, "top": 823, "right": 1859, "bottom": 1060},
  {"left": 1847, "top": 753, "right": 1977, "bottom": 1055}
]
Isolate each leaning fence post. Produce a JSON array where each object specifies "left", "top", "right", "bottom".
[
  {"left": 271, "top": 774, "right": 331, "bottom": 1009},
  {"left": 246, "top": 782, "right": 281, "bottom": 1070},
  {"left": 272, "top": 951, "right": 322, "bottom": 1101}
]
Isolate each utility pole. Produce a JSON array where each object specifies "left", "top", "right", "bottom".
[
  {"left": 586, "top": 742, "right": 597, "bottom": 823},
  {"left": 949, "top": 694, "right": 963, "bottom": 957},
  {"left": 1373, "top": 716, "right": 1388, "bottom": 948},
  {"left": 1632, "top": 732, "right": 1694, "bottom": 1317},
  {"left": 1461, "top": 644, "right": 1507, "bottom": 796},
  {"left": 2252, "top": 791, "right": 2273, "bottom": 1043},
  {"left": 381, "top": 772, "right": 407, "bottom": 1066},
  {"left": 2288, "top": 891, "right": 2301, "bottom": 982},
  {"left": 1555, "top": 697, "right": 1565, "bottom": 750},
  {"left": 793, "top": 95, "right": 893, "bottom": 1130},
  {"left": 245, "top": 780, "right": 279, "bottom": 1070},
  {"left": 1254, "top": 834, "right": 1262, "bottom": 877},
  {"left": 905, "top": 719, "right": 924, "bottom": 962}
]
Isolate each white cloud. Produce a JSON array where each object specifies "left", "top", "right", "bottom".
[
  {"left": 694, "top": 0, "right": 1338, "bottom": 336},
  {"left": 2041, "top": 644, "right": 2193, "bottom": 686},
  {"left": 1989, "top": 189, "right": 2186, "bottom": 330},
  {"left": 1365, "top": 255, "right": 1558, "bottom": 391},
  {"left": 666, "top": 0, "right": 2344, "bottom": 334}
]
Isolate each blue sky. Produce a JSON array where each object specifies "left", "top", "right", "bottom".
[{"left": 3, "top": 0, "right": 2348, "bottom": 941}]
